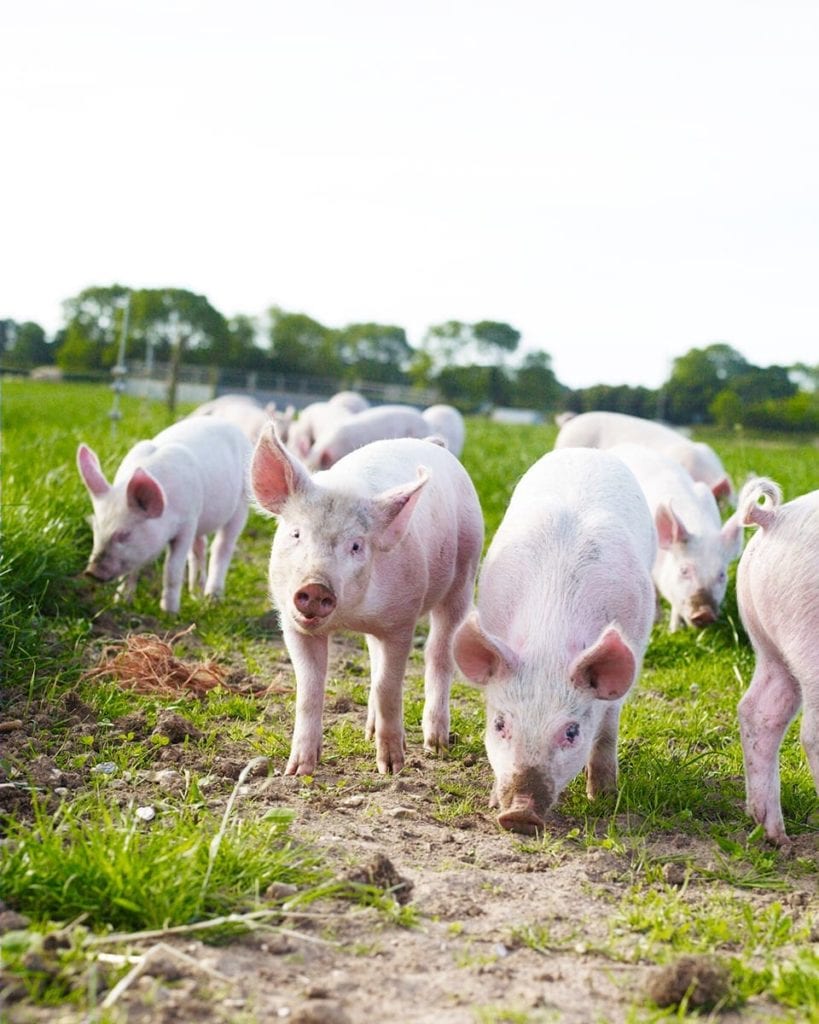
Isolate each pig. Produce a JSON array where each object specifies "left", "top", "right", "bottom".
[
  {"left": 608, "top": 443, "right": 743, "bottom": 630},
  {"left": 306, "top": 404, "right": 431, "bottom": 471},
  {"left": 422, "top": 404, "right": 466, "bottom": 458},
  {"left": 735, "top": 476, "right": 819, "bottom": 847},
  {"left": 191, "top": 393, "right": 272, "bottom": 444},
  {"left": 77, "top": 418, "right": 251, "bottom": 614},
  {"left": 264, "top": 401, "right": 296, "bottom": 444},
  {"left": 286, "top": 401, "right": 353, "bottom": 462},
  {"left": 453, "top": 448, "right": 657, "bottom": 834},
  {"left": 555, "top": 410, "right": 735, "bottom": 506},
  {"left": 328, "top": 390, "right": 370, "bottom": 414},
  {"left": 250, "top": 428, "right": 484, "bottom": 775}
]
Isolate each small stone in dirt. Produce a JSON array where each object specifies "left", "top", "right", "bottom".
[
  {"left": 143, "top": 953, "right": 187, "bottom": 982},
  {"left": 0, "top": 910, "right": 31, "bottom": 934},
  {"left": 661, "top": 862, "right": 687, "bottom": 886},
  {"left": 136, "top": 805, "right": 156, "bottom": 822},
  {"left": 264, "top": 882, "right": 298, "bottom": 900},
  {"left": 342, "top": 852, "right": 414, "bottom": 904},
  {"left": 647, "top": 955, "right": 731, "bottom": 1010},
  {"left": 90, "top": 761, "right": 118, "bottom": 776},
  {"left": 387, "top": 805, "right": 415, "bottom": 819},
  {"left": 152, "top": 710, "right": 202, "bottom": 744},
  {"left": 288, "top": 1000, "right": 351, "bottom": 1024},
  {"left": 154, "top": 769, "right": 184, "bottom": 792},
  {"left": 340, "top": 794, "right": 366, "bottom": 808}
]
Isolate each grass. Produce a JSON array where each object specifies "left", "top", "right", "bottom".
[{"left": 1, "top": 379, "right": 818, "bottom": 1021}]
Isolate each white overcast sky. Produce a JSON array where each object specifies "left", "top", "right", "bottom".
[{"left": 2, "top": 0, "right": 818, "bottom": 390}]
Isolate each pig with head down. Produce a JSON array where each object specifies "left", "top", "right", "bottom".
[
  {"left": 306, "top": 404, "right": 430, "bottom": 471},
  {"left": 608, "top": 443, "right": 743, "bottom": 631},
  {"left": 453, "top": 448, "right": 656, "bottom": 834},
  {"left": 76, "top": 418, "right": 251, "bottom": 613},
  {"left": 251, "top": 428, "right": 484, "bottom": 775},
  {"left": 735, "top": 477, "right": 819, "bottom": 847}
]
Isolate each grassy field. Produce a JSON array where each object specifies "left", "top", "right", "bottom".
[{"left": 1, "top": 379, "right": 817, "bottom": 1023}]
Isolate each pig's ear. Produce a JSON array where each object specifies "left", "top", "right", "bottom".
[
  {"left": 126, "top": 468, "right": 165, "bottom": 518},
  {"left": 251, "top": 424, "right": 311, "bottom": 514},
  {"left": 453, "top": 611, "right": 520, "bottom": 685},
  {"left": 720, "top": 511, "right": 745, "bottom": 560},
  {"left": 655, "top": 501, "right": 689, "bottom": 548},
  {"left": 569, "top": 626, "right": 636, "bottom": 701},
  {"left": 711, "top": 477, "right": 733, "bottom": 504},
  {"left": 371, "top": 467, "right": 430, "bottom": 550},
  {"left": 77, "top": 444, "right": 110, "bottom": 498}
]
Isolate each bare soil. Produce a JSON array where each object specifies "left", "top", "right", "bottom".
[{"left": 1, "top": 620, "right": 816, "bottom": 1024}]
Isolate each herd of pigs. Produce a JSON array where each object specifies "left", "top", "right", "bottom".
[{"left": 75, "top": 395, "right": 818, "bottom": 849}]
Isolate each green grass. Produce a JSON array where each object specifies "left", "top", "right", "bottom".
[{"left": 2, "top": 379, "right": 818, "bottom": 1020}]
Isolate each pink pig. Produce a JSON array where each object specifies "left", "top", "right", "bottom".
[
  {"left": 77, "top": 418, "right": 251, "bottom": 613},
  {"left": 736, "top": 477, "right": 819, "bottom": 847},
  {"left": 306, "top": 404, "right": 431, "bottom": 471},
  {"left": 453, "top": 448, "right": 657, "bottom": 834},
  {"left": 250, "top": 428, "right": 484, "bottom": 775}
]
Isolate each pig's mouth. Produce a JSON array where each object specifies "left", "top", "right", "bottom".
[
  {"left": 84, "top": 563, "right": 119, "bottom": 583},
  {"left": 685, "top": 594, "right": 718, "bottom": 628}
]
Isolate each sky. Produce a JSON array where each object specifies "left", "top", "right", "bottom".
[{"left": 3, "top": 0, "right": 818, "bottom": 391}]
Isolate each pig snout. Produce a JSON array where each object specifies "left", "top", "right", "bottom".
[
  {"left": 688, "top": 591, "right": 718, "bottom": 628},
  {"left": 293, "top": 582, "right": 336, "bottom": 623},
  {"left": 495, "top": 768, "right": 555, "bottom": 835}
]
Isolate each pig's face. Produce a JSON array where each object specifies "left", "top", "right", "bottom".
[
  {"left": 654, "top": 493, "right": 742, "bottom": 628},
  {"left": 85, "top": 496, "right": 167, "bottom": 581},
  {"left": 483, "top": 685, "right": 604, "bottom": 833},
  {"left": 455, "top": 613, "right": 637, "bottom": 835},
  {"left": 269, "top": 490, "right": 374, "bottom": 634}
]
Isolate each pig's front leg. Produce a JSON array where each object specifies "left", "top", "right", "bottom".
[
  {"left": 283, "top": 623, "right": 329, "bottom": 776},
  {"left": 738, "top": 656, "right": 801, "bottom": 846},
  {"left": 365, "top": 631, "right": 413, "bottom": 773},
  {"left": 586, "top": 703, "right": 622, "bottom": 799},
  {"left": 161, "top": 529, "right": 195, "bottom": 613},
  {"left": 115, "top": 571, "right": 139, "bottom": 604}
]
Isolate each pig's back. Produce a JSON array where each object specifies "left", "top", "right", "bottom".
[
  {"left": 556, "top": 411, "right": 682, "bottom": 451},
  {"left": 738, "top": 490, "right": 819, "bottom": 672}
]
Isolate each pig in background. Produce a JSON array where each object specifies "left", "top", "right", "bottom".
[
  {"left": 555, "top": 410, "right": 735, "bottom": 506},
  {"left": 190, "top": 393, "right": 294, "bottom": 445},
  {"left": 608, "top": 442, "right": 743, "bottom": 631},
  {"left": 77, "top": 417, "right": 251, "bottom": 614},
  {"left": 305, "top": 404, "right": 432, "bottom": 471},
  {"left": 421, "top": 404, "right": 466, "bottom": 459},
  {"left": 453, "top": 448, "right": 657, "bottom": 834},
  {"left": 251, "top": 429, "right": 484, "bottom": 775},
  {"left": 735, "top": 477, "right": 819, "bottom": 847},
  {"left": 284, "top": 390, "right": 370, "bottom": 463}
]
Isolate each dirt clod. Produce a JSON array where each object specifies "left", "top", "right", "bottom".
[
  {"left": 646, "top": 954, "right": 731, "bottom": 1010},
  {"left": 153, "top": 710, "right": 202, "bottom": 744},
  {"left": 341, "top": 852, "right": 414, "bottom": 904}
]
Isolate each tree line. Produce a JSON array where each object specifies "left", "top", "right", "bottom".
[{"left": 2, "top": 284, "right": 817, "bottom": 431}]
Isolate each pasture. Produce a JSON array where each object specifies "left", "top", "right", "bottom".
[{"left": 1, "top": 379, "right": 817, "bottom": 1023}]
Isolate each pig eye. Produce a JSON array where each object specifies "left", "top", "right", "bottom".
[
  {"left": 290, "top": 528, "right": 300, "bottom": 540},
  {"left": 350, "top": 539, "right": 364, "bottom": 555},
  {"left": 565, "top": 722, "right": 580, "bottom": 743},
  {"left": 679, "top": 565, "right": 692, "bottom": 579}
]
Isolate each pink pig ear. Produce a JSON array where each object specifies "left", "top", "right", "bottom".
[
  {"left": 569, "top": 626, "right": 636, "bottom": 701},
  {"left": 371, "top": 467, "right": 430, "bottom": 550},
  {"left": 77, "top": 444, "right": 110, "bottom": 498},
  {"left": 251, "top": 423, "right": 311, "bottom": 514},
  {"left": 453, "top": 611, "right": 521, "bottom": 685},
  {"left": 711, "top": 477, "right": 733, "bottom": 503},
  {"left": 126, "top": 468, "right": 165, "bottom": 518},
  {"left": 655, "top": 500, "right": 689, "bottom": 549}
]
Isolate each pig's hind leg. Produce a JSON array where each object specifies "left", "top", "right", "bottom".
[
  {"left": 738, "top": 650, "right": 802, "bottom": 846},
  {"left": 421, "top": 598, "right": 468, "bottom": 755},
  {"left": 204, "top": 503, "right": 249, "bottom": 598},
  {"left": 187, "top": 536, "right": 207, "bottom": 594}
]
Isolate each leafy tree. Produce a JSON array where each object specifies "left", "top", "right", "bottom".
[
  {"left": 336, "top": 323, "right": 412, "bottom": 383},
  {"left": 266, "top": 307, "right": 339, "bottom": 378},
  {"left": 710, "top": 389, "right": 744, "bottom": 429},
  {"left": 512, "top": 350, "right": 563, "bottom": 410},
  {"left": 225, "top": 315, "right": 268, "bottom": 370},
  {"left": 57, "top": 285, "right": 131, "bottom": 370},
  {"left": 0, "top": 321, "right": 51, "bottom": 368},
  {"left": 664, "top": 343, "right": 749, "bottom": 424},
  {"left": 420, "top": 320, "right": 521, "bottom": 377},
  {"left": 569, "top": 383, "right": 659, "bottom": 418}
]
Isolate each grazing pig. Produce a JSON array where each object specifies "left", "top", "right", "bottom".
[
  {"left": 306, "top": 404, "right": 431, "bottom": 471},
  {"left": 609, "top": 443, "right": 743, "bottom": 630},
  {"left": 251, "top": 429, "right": 484, "bottom": 775},
  {"left": 191, "top": 393, "right": 272, "bottom": 444},
  {"left": 77, "top": 418, "right": 251, "bottom": 613},
  {"left": 422, "top": 404, "right": 466, "bottom": 458},
  {"left": 735, "top": 477, "right": 819, "bottom": 846},
  {"left": 328, "top": 390, "right": 370, "bottom": 414},
  {"left": 453, "top": 448, "right": 656, "bottom": 834},
  {"left": 555, "top": 410, "right": 735, "bottom": 506},
  {"left": 286, "top": 401, "right": 353, "bottom": 462}
]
